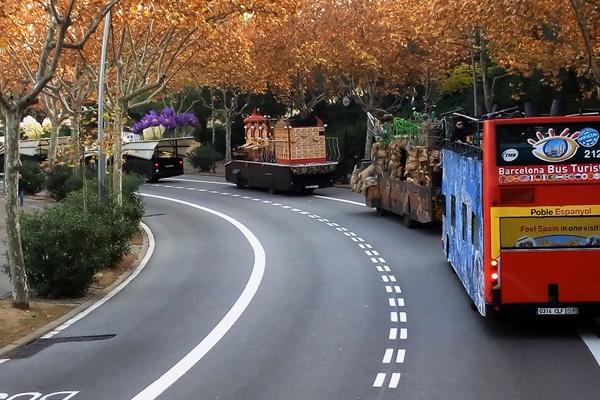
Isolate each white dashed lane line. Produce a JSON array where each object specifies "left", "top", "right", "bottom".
[
  {"left": 373, "top": 373, "right": 386, "bottom": 388},
  {"left": 147, "top": 183, "right": 409, "bottom": 391}
]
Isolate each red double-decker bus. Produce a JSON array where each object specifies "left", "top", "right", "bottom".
[{"left": 443, "top": 115, "right": 600, "bottom": 316}]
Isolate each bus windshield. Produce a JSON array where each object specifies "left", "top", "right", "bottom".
[{"left": 496, "top": 122, "right": 600, "bottom": 166}]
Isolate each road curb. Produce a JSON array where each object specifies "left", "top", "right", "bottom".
[{"left": 0, "top": 222, "right": 154, "bottom": 359}]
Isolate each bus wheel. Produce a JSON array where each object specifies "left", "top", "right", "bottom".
[
  {"left": 403, "top": 214, "right": 415, "bottom": 228},
  {"left": 469, "top": 299, "right": 478, "bottom": 312}
]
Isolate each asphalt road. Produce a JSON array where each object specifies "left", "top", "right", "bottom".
[{"left": 1, "top": 175, "right": 599, "bottom": 400}]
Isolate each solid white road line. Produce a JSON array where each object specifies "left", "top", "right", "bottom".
[
  {"left": 47, "top": 222, "right": 156, "bottom": 338},
  {"left": 389, "top": 328, "right": 398, "bottom": 340},
  {"left": 579, "top": 328, "right": 600, "bottom": 368},
  {"left": 396, "top": 349, "right": 406, "bottom": 363},
  {"left": 388, "top": 373, "right": 401, "bottom": 388},
  {"left": 314, "top": 195, "right": 366, "bottom": 207},
  {"left": 0, "top": 359, "right": 9, "bottom": 365},
  {"left": 131, "top": 194, "right": 266, "bottom": 400},
  {"left": 373, "top": 373, "right": 386, "bottom": 388},
  {"left": 382, "top": 349, "right": 394, "bottom": 363}
]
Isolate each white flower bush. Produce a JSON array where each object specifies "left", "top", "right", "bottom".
[{"left": 20, "top": 116, "right": 44, "bottom": 139}]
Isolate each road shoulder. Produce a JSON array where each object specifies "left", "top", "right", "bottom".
[{"left": 0, "top": 222, "right": 153, "bottom": 359}]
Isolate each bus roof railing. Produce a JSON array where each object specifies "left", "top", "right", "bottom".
[{"left": 442, "top": 139, "right": 482, "bottom": 160}]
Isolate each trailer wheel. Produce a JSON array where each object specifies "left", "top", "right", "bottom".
[
  {"left": 403, "top": 214, "right": 415, "bottom": 228},
  {"left": 376, "top": 207, "right": 388, "bottom": 216}
]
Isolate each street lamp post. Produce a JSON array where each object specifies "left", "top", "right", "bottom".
[
  {"left": 342, "top": 96, "right": 351, "bottom": 182},
  {"left": 97, "top": 10, "right": 111, "bottom": 199},
  {"left": 210, "top": 88, "right": 216, "bottom": 174}
]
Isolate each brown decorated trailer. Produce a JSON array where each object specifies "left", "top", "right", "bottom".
[{"left": 226, "top": 113, "right": 339, "bottom": 193}]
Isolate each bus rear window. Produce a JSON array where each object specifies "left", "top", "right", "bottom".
[{"left": 496, "top": 122, "right": 600, "bottom": 166}]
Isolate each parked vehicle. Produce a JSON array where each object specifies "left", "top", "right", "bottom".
[{"left": 121, "top": 137, "right": 195, "bottom": 182}]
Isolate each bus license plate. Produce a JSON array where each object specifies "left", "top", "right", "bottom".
[{"left": 536, "top": 307, "right": 579, "bottom": 316}]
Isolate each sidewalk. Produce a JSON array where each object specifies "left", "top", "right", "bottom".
[{"left": 0, "top": 191, "right": 55, "bottom": 299}]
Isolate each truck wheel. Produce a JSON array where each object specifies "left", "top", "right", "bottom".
[
  {"left": 236, "top": 182, "right": 245, "bottom": 189},
  {"left": 403, "top": 214, "right": 415, "bottom": 228}
]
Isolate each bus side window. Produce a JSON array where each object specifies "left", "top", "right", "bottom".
[
  {"left": 462, "top": 203, "right": 468, "bottom": 241},
  {"left": 451, "top": 195, "right": 456, "bottom": 227},
  {"left": 472, "top": 213, "right": 480, "bottom": 249}
]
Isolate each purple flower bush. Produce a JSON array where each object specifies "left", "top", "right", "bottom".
[{"left": 132, "top": 108, "right": 199, "bottom": 137}]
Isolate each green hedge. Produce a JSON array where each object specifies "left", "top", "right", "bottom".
[
  {"left": 188, "top": 144, "right": 222, "bottom": 172},
  {"left": 21, "top": 174, "right": 145, "bottom": 298},
  {"left": 20, "top": 161, "right": 45, "bottom": 194},
  {"left": 45, "top": 166, "right": 83, "bottom": 200}
]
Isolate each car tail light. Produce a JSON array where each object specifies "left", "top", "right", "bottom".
[{"left": 154, "top": 162, "right": 160, "bottom": 168}]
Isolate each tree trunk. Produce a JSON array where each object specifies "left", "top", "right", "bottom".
[
  {"left": 364, "top": 116, "right": 373, "bottom": 160},
  {"left": 48, "top": 123, "right": 61, "bottom": 167},
  {"left": 225, "top": 117, "right": 232, "bottom": 163},
  {"left": 470, "top": 48, "right": 479, "bottom": 116},
  {"left": 4, "top": 110, "right": 29, "bottom": 309},
  {"left": 570, "top": 0, "right": 600, "bottom": 100},
  {"left": 72, "top": 114, "right": 81, "bottom": 177},
  {"left": 112, "top": 109, "right": 124, "bottom": 206},
  {"left": 479, "top": 35, "right": 492, "bottom": 114}
]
